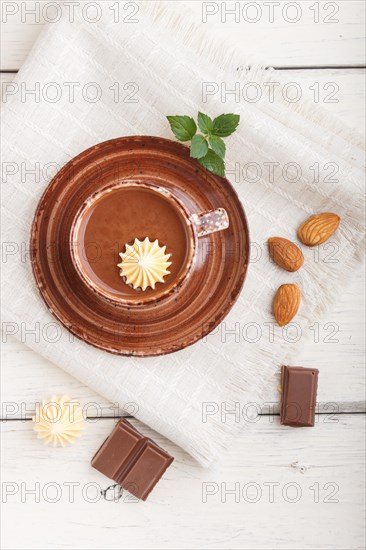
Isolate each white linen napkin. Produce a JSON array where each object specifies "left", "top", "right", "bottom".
[{"left": 1, "top": 1, "right": 364, "bottom": 466}]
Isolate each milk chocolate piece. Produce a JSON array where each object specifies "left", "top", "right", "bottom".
[
  {"left": 91, "top": 418, "right": 173, "bottom": 500},
  {"left": 280, "top": 366, "right": 319, "bottom": 427}
]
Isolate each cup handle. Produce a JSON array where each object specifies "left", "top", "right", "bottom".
[{"left": 190, "top": 208, "right": 229, "bottom": 237}]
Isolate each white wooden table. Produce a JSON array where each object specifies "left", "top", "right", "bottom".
[{"left": 1, "top": 2, "right": 365, "bottom": 549}]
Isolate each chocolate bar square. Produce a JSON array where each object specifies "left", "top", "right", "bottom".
[
  {"left": 91, "top": 418, "right": 173, "bottom": 500},
  {"left": 280, "top": 365, "right": 319, "bottom": 427}
]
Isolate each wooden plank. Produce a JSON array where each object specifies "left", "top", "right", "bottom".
[
  {"left": 279, "top": 68, "right": 366, "bottom": 133},
  {"left": 1, "top": 416, "right": 365, "bottom": 549},
  {"left": 1, "top": 68, "right": 365, "bottom": 131},
  {"left": 1, "top": 253, "right": 364, "bottom": 418},
  {"left": 0, "top": 1, "right": 365, "bottom": 71},
  {"left": 1, "top": 68, "right": 365, "bottom": 417},
  {"left": 2, "top": 68, "right": 365, "bottom": 131},
  {"left": 2, "top": 269, "right": 365, "bottom": 418}
]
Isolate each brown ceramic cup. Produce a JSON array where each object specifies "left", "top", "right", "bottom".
[{"left": 71, "top": 181, "right": 229, "bottom": 305}]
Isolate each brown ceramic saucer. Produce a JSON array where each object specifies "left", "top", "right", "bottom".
[{"left": 31, "top": 136, "right": 250, "bottom": 356}]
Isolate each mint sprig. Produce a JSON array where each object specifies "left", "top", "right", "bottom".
[
  {"left": 212, "top": 113, "right": 240, "bottom": 137},
  {"left": 197, "top": 112, "right": 214, "bottom": 134},
  {"left": 198, "top": 149, "right": 225, "bottom": 177},
  {"left": 190, "top": 135, "right": 209, "bottom": 159},
  {"left": 166, "top": 115, "right": 197, "bottom": 142},
  {"left": 167, "top": 112, "right": 240, "bottom": 177},
  {"left": 209, "top": 135, "right": 226, "bottom": 158}
]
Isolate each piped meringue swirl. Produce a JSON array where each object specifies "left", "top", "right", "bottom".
[
  {"left": 118, "top": 237, "right": 172, "bottom": 291},
  {"left": 32, "top": 395, "right": 85, "bottom": 447}
]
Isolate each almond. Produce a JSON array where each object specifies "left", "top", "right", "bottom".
[
  {"left": 298, "top": 213, "right": 340, "bottom": 246},
  {"left": 273, "top": 284, "right": 301, "bottom": 327},
  {"left": 268, "top": 237, "right": 304, "bottom": 272}
]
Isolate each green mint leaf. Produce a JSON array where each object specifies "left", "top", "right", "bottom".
[
  {"left": 198, "top": 149, "right": 225, "bottom": 177},
  {"left": 197, "top": 112, "right": 214, "bottom": 135},
  {"left": 212, "top": 113, "right": 240, "bottom": 137},
  {"left": 167, "top": 115, "right": 197, "bottom": 142},
  {"left": 190, "top": 135, "right": 209, "bottom": 159},
  {"left": 208, "top": 135, "right": 226, "bottom": 159}
]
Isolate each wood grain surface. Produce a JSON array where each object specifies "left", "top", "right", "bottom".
[
  {"left": 2, "top": 417, "right": 365, "bottom": 550},
  {"left": 0, "top": 1, "right": 365, "bottom": 70},
  {"left": 1, "top": 2, "right": 365, "bottom": 549}
]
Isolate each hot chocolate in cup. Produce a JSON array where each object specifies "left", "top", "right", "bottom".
[{"left": 71, "top": 182, "right": 229, "bottom": 305}]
